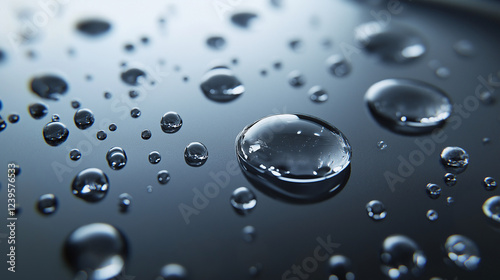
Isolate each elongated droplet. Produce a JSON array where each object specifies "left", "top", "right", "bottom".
[{"left": 76, "top": 19, "right": 111, "bottom": 36}]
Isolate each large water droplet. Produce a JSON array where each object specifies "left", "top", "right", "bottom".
[
  {"left": 206, "top": 36, "right": 226, "bottom": 50},
  {"left": 160, "top": 112, "right": 182, "bottom": 133},
  {"left": 380, "top": 235, "right": 426, "bottom": 279},
  {"left": 355, "top": 21, "right": 426, "bottom": 63},
  {"left": 440, "top": 147, "right": 469, "bottom": 173},
  {"left": 328, "top": 255, "right": 355, "bottom": 280},
  {"left": 231, "top": 12, "right": 258, "bottom": 29},
  {"left": 483, "top": 177, "right": 497, "bottom": 191},
  {"left": 230, "top": 187, "right": 257, "bottom": 214},
  {"left": 37, "top": 194, "right": 58, "bottom": 215},
  {"left": 106, "top": 147, "right": 127, "bottom": 170},
  {"left": 28, "top": 103, "right": 48, "bottom": 119},
  {"left": 426, "top": 183, "right": 441, "bottom": 199},
  {"left": 236, "top": 114, "right": 351, "bottom": 202},
  {"left": 326, "top": 55, "right": 351, "bottom": 77},
  {"left": 200, "top": 67, "right": 245, "bottom": 102},
  {"left": 308, "top": 86, "right": 328, "bottom": 103},
  {"left": 71, "top": 168, "right": 109, "bottom": 202},
  {"left": 366, "top": 200, "right": 387, "bottom": 221},
  {"left": 365, "top": 78, "right": 452, "bottom": 134},
  {"left": 157, "top": 170, "right": 171, "bottom": 185},
  {"left": 444, "top": 235, "right": 480, "bottom": 271},
  {"left": 43, "top": 121, "right": 69, "bottom": 146},
  {"left": 30, "top": 75, "right": 68, "bottom": 100},
  {"left": 149, "top": 151, "right": 161, "bottom": 164},
  {"left": 482, "top": 196, "right": 500, "bottom": 223},
  {"left": 184, "top": 142, "right": 208, "bottom": 167},
  {"left": 160, "top": 263, "right": 187, "bottom": 279},
  {"left": 76, "top": 19, "right": 111, "bottom": 36},
  {"left": 121, "top": 68, "right": 146, "bottom": 86},
  {"left": 64, "top": 223, "right": 127, "bottom": 280},
  {"left": 74, "top": 108, "right": 95, "bottom": 129}
]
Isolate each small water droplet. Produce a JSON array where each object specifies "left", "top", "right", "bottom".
[
  {"left": 444, "top": 173, "right": 457, "bottom": 186},
  {"left": 380, "top": 235, "right": 426, "bottom": 279},
  {"left": 273, "top": 61, "right": 282, "bottom": 70},
  {"left": 206, "top": 36, "right": 226, "bottom": 50},
  {"left": 128, "top": 90, "right": 139, "bottom": 99},
  {"left": 242, "top": 225, "right": 256, "bottom": 242},
  {"left": 64, "top": 223, "right": 127, "bottom": 280},
  {"left": 109, "top": 123, "right": 117, "bottom": 131},
  {"left": 160, "top": 112, "right": 182, "bottom": 133},
  {"left": 248, "top": 263, "right": 262, "bottom": 278},
  {"left": 328, "top": 255, "right": 355, "bottom": 280},
  {"left": 149, "top": 151, "right": 161, "bottom": 164},
  {"left": 141, "top": 36, "right": 149, "bottom": 44},
  {"left": 52, "top": 114, "right": 60, "bottom": 122},
  {"left": 96, "top": 130, "right": 107, "bottom": 140},
  {"left": 124, "top": 44, "right": 134, "bottom": 52},
  {"left": 146, "top": 185, "right": 153, "bottom": 193},
  {"left": 440, "top": 147, "right": 469, "bottom": 173},
  {"left": 28, "top": 103, "right": 48, "bottom": 119},
  {"left": 289, "top": 39, "right": 303, "bottom": 52},
  {"left": 478, "top": 89, "right": 495, "bottom": 105},
  {"left": 71, "top": 100, "right": 81, "bottom": 109},
  {"left": 444, "top": 235, "right": 480, "bottom": 271},
  {"left": 483, "top": 177, "right": 497, "bottom": 191},
  {"left": 106, "top": 147, "right": 127, "bottom": 170},
  {"left": 71, "top": 168, "right": 109, "bottom": 202},
  {"left": 482, "top": 196, "right": 500, "bottom": 223},
  {"left": 377, "top": 140, "right": 387, "bottom": 150},
  {"left": 130, "top": 108, "right": 141, "bottom": 118},
  {"left": 76, "top": 19, "right": 111, "bottom": 36},
  {"left": 70, "top": 149, "right": 82, "bottom": 161},
  {"left": 121, "top": 68, "right": 146, "bottom": 86},
  {"left": 366, "top": 200, "right": 387, "bottom": 220},
  {"left": 426, "top": 183, "right": 441, "bottom": 199},
  {"left": 365, "top": 78, "right": 452, "bottom": 134},
  {"left": 453, "top": 40, "right": 475, "bottom": 57},
  {"left": 326, "top": 55, "right": 350, "bottom": 77},
  {"left": 8, "top": 114, "right": 19, "bottom": 123},
  {"left": 426, "top": 209, "right": 438, "bottom": 221},
  {"left": 160, "top": 263, "right": 187, "bottom": 279},
  {"left": 308, "top": 86, "right": 328, "bottom": 103},
  {"left": 446, "top": 196, "right": 454, "bottom": 206},
  {"left": 74, "top": 108, "right": 95, "bottom": 129},
  {"left": 141, "top": 129, "right": 152, "bottom": 140},
  {"left": 0, "top": 117, "right": 6, "bottom": 132},
  {"left": 200, "top": 67, "right": 245, "bottom": 102},
  {"left": 37, "top": 194, "right": 58, "bottom": 215},
  {"left": 288, "top": 70, "right": 306, "bottom": 88},
  {"left": 118, "top": 193, "right": 132, "bottom": 212},
  {"left": 43, "top": 122, "right": 69, "bottom": 146},
  {"left": 104, "top": 92, "right": 112, "bottom": 99},
  {"left": 184, "top": 142, "right": 208, "bottom": 167},
  {"left": 230, "top": 187, "right": 257, "bottom": 214},
  {"left": 231, "top": 12, "right": 258, "bottom": 29},
  {"left": 482, "top": 137, "right": 491, "bottom": 144},
  {"left": 157, "top": 170, "right": 171, "bottom": 185}
]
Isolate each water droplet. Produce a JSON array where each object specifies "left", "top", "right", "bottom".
[
  {"left": 377, "top": 140, "right": 387, "bottom": 150},
  {"left": 141, "top": 129, "right": 152, "bottom": 140},
  {"left": 64, "top": 223, "right": 127, "bottom": 280},
  {"left": 0, "top": 49, "right": 5, "bottom": 62},
  {"left": 444, "top": 235, "right": 480, "bottom": 271},
  {"left": 230, "top": 187, "right": 257, "bottom": 214},
  {"left": 71, "top": 168, "right": 109, "bottom": 202},
  {"left": 141, "top": 36, "right": 149, "bottom": 44},
  {"left": 71, "top": 100, "right": 81, "bottom": 109},
  {"left": 118, "top": 193, "right": 132, "bottom": 212},
  {"left": 121, "top": 68, "right": 146, "bottom": 86},
  {"left": 248, "top": 263, "right": 262, "bottom": 278},
  {"left": 328, "top": 255, "right": 355, "bottom": 280},
  {"left": 43, "top": 122, "right": 69, "bottom": 146},
  {"left": 478, "top": 89, "right": 495, "bottom": 105},
  {"left": 444, "top": 173, "right": 457, "bottom": 186},
  {"left": 96, "top": 130, "right": 107, "bottom": 140},
  {"left": 28, "top": 103, "right": 48, "bottom": 119},
  {"left": 128, "top": 90, "right": 139, "bottom": 99},
  {"left": 200, "top": 67, "right": 245, "bottom": 102},
  {"left": 160, "top": 112, "right": 182, "bottom": 133},
  {"left": 365, "top": 78, "right": 452, "bottom": 134},
  {"left": 109, "top": 123, "right": 117, "bottom": 131},
  {"left": 482, "top": 196, "right": 500, "bottom": 223},
  {"left": 51, "top": 114, "right": 60, "bottom": 122},
  {"left": 146, "top": 185, "right": 153, "bottom": 193},
  {"left": 426, "top": 209, "right": 438, "bottom": 221},
  {"left": 273, "top": 61, "right": 282, "bottom": 70},
  {"left": 37, "top": 194, "right": 58, "bottom": 215},
  {"left": 30, "top": 75, "right": 68, "bottom": 100},
  {"left": 242, "top": 225, "right": 256, "bottom": 242},
  {"left": 76, "top": 19, "right": 111, "bottom": 36},
  {"left": 70, "top": 149, "right": 82, "bottom": 161},
  {"left": 124, "top": 44, "right": 134, "bottom": 52},
  {"left": 8, "top": 114, "right": 19, "bottom": 123},
  {"left": 326, "top": 55, "right": 350, "bottom": 77},
  {"left": 288, "top": 70, "right": 306, "bottom": 88},
  {"left": 435, "top": 67, "right": 451, "bottom": 79},
  {"left": 231, "top": 12, "right": 258, "bottom": 29},
  {"left": 260, "top": 69, "right": 268, "bottom": 76},
  {"left": 106, "top": 147, "right": 127, "bottom": 170},
  {"left": 308, "top": 86, "right": 328, "bottom": 103},
  {"left": 0, "top": 117, "right": 6, "bottom": 132},
  {"left": 74, "top": 108, "right": 95, "bottom": 129},
  {"left": 440, "top": 147, "right": 469, "bottom": 173},
  {"left": 130, "top": 108, "right": 141, "bottom": 118},
  {"left": 104, "top": 92, "right": 112, "bottom": 99},
  {"left": 426, "top": 183, "right": 441, "bottom": 199},
  {"left": 289, "top": 39, "right": 303, "bottom": 52},
  {"left": 446, "top": 196, "right": 454, "bottom": 206},
  {"left": 366, "top": 200, "right": 387, "bottom": 221},
  {"left": 157, "top": 170, "right": 171, "bottom": 185},
  {"left": 160, "top": 263, "right": 187, "bottom": 279},
  {"left": 206, "top": 36, "right": 226, "bottom": 50},
  {"left": 453, "top": 40, "right": 475, "bottom": 57},
  {"left": 483, "top": 177, "right": 497, "bottom": 191},
  {"left": 482, "top": 137, "right": 491, "bottom": 144},
  {"left": 149, "top": 151, "right": 161, "bottom": 164},
  {"left": 355, "top": 21, "right": 426, "bottom": 63},
  {"left": 380, "top": 235, "right": 426, "bottom": 279},
  {"left": 236, "top": 114, "right": 351, "bottom": 202},
  {"left": 184, "top": 142, "right": 208, "bottom": 167}
]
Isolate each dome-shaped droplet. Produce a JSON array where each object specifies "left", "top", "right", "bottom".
[
  {"left": 71, "top": 100, "right": 81, "bottom": 109},
  {"left": 377, "top": 140, "right": 387, "bottom": 150},
  {"left": 184, "top": 142, "right": 208, "bottom": 167},
  {"left": 30, "top": 75, "right": 68, "bottom": 100},
  {"left": 380, "top": 235, "right": 426, "bottom": 279},
  {"left": 446, "top": 196, "right": 454, "bottom": 206},
  {"left": 366, "top": 200, "right": 387, "bottom": 221},
  {"left": 160, "top": 112, "right": 182, "bottom": 133},
  {"left": 43, "top": 122, "right": 69, "bottom": 146},
  {"left": 118, "top": 193, "right": 132, "bottom": 212},
  {"left": 482, "top": 196, "right": 500, "bottom": 223},
  {"left": 444, "top": 235, "right": 480, "bottom": 271},
  {"left": 160, "top": 263, "right": 188, "bottom": 279},
  {"left": 365, "top": 78, "right": 452, "bottom": 134},
  {"left": 308, "top": 86, "right": 328, "bottom": 103},
  {"left": 71, "top": 168, "right": 109, "bottom": 202},
  {"left": 328, "top": 255, "right": 355, "bottom": 280},
  {"left": 200, "top": 67, "right": 245, "bottom": 102},
  {"left": 326, "top": 55, "right": 350, "bottom": 77},
  {"left": 206, "top": 36, "right": 226, "bottom": 50},
  {"left": 64, "top": 223, "right": 127, "bottom": 280},
  {"left": 242, "top": 225, "right": 256, "bottom": 242},
  {"left": 149, "top": 151, "right": 161, "bottom": 164},
  {"left": 76, "top": 19, "right": 111, "bottom": 36},
  {"left": 8, "top": 114, "right": 19, "bottom": 123},
  {"left": 96, "top": 130, "right": 107, "bottom": 140},
  {"left": 289, "top": 39, "right": 303, "bottom": 52},
  {"left": 109, "top": 123, "right": 117, "bottom": 132},
  {"left": 426, "top": 183, "right": 441, "bottom": 199},
  {"left": 230, "top": 12, "right": 258, "bottom": 29},
  {"left": 28, "top": 103, "right": 48, "bottom": 119},
  {"left": 70, "top": 149, "right": 81, "bottom": 161},
  {"left": 130, "top": 108, "right": 141, "bottom": 118},
  {"left": 230, "top": 187, "right": 257, "bottom": 214},
  {"left": 37, "top": 193, "right": 58, "bottom": 215},
  {"left": 121, "top": 68, "right": 146, "bottom": 86},
  {"left": 236, "top": 114, "right": 351, "bottom": 202},
  {"left": 128, "top": 90, "right": 139, "bottom": 99},
  {"left": 51, "top": 114, "right": 60, "bottom": 122},
  {"left": 443, "top": 173, "right": 457, "bottom": 186},
  {"left": 355, "top": 21, "right": 426, "bottom": 63},
  {"left": 440, "top": 147, "right": 468, "bottom": 173},
  {"left": 106, "top": 147, "right": 127, "bottom": 170},
  {"left": 483, "top": 177, "right": 497, "bottom": 191},
  {"left": 157, "top": 170, "right": 171, "bottom": 185},
  {"left": 74, "top": 108, "right": 95, "bottom": 129},
  {"left": 141, "top": 129, "right": 152, "bottom": 140},
  {"left": 453, "top": 40, "right": 475, "bottom": 57},
  {"left": 426, "top": 209, "right": 438, "bottom": 221},
  {"left": 288, "top": 70, "right": 306, "bottom": 88}
]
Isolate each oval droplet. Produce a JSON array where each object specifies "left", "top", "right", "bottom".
[
  {"left": 230, "top": 12, "right": 258, "bottom": 29},
  {"left": 149, "top": 151, "right": 161, "bottom": 164},
  {"left": 121, "top": 68, "right": 146, "bottom": 86},
  {"left": 8, "top": 114, "right": 19, "bottom": 123},
  {"left": 157, "top": 170, "right": 171, "bottom": 185},
  {"left": 366, "top": 200, "right": 387, "bottom": 221},
  {"left": 160, "top": 263, "right": 188, "bottom": 280},
  {"left": 453, "top": 40, "right": 475, "bottom": 57},
  {"left": 230, "top": 187, "right": 257, "bottom": 214},
  {"left": 440, "top": 147, "right": 469, "bottom": 173},
  {"left": 28, "top": 103, "right": 48, "bottom": 119},
  {"left": 30, "top": 75, "right": 68, "bottom": 100},
  {"left": 444, "top": 235, "right": 480, "bottom": 271},
  {"left": 70, "top": 149, "right": 82, "bottom": 161},
  {"left": 206, "top": 36, "right": 226, "bottom": 50},
  {"left": 74, "top": 108, "right": 95, "bottom": 129},
  {"left": 426, "top": 183, "right": 441, "bottom": 199},
  {"left": 76, "top": 19, "right": 111, "bottom": 36},
  {"left": 160, "top": 112, "right": 182, "bottom": 133},
  {"left": 37, "top": 193, "right": 58, "bottom": 215},
  {"left": 106, "top": 147, "right": 127, "bottom": 170},
  {"left": 288, "top": 70, "right": 306, "bottom": 88},
  {"left": 71, "top": 168, "right": 109, "bottom": 202},
  {"left": 326, "top": 55, "right": 351, "bottom": 77},
  {"left": 444, "top": 173, "right": 457, "bottom": 186},
  {"left": 483, "top": 177, "right": 497, "bottom": 191},
  {"left": 43, "top": 122, "right": 69, "bottom": 146},
  {"left": 380, "top": 235, "right": 426, "bottom": 279},
  {"left": 308, "top": 86, "right": 328, "bottom": 103},
  {"left": 200, "top": 67, "right": 245, "bottom": 102}
]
